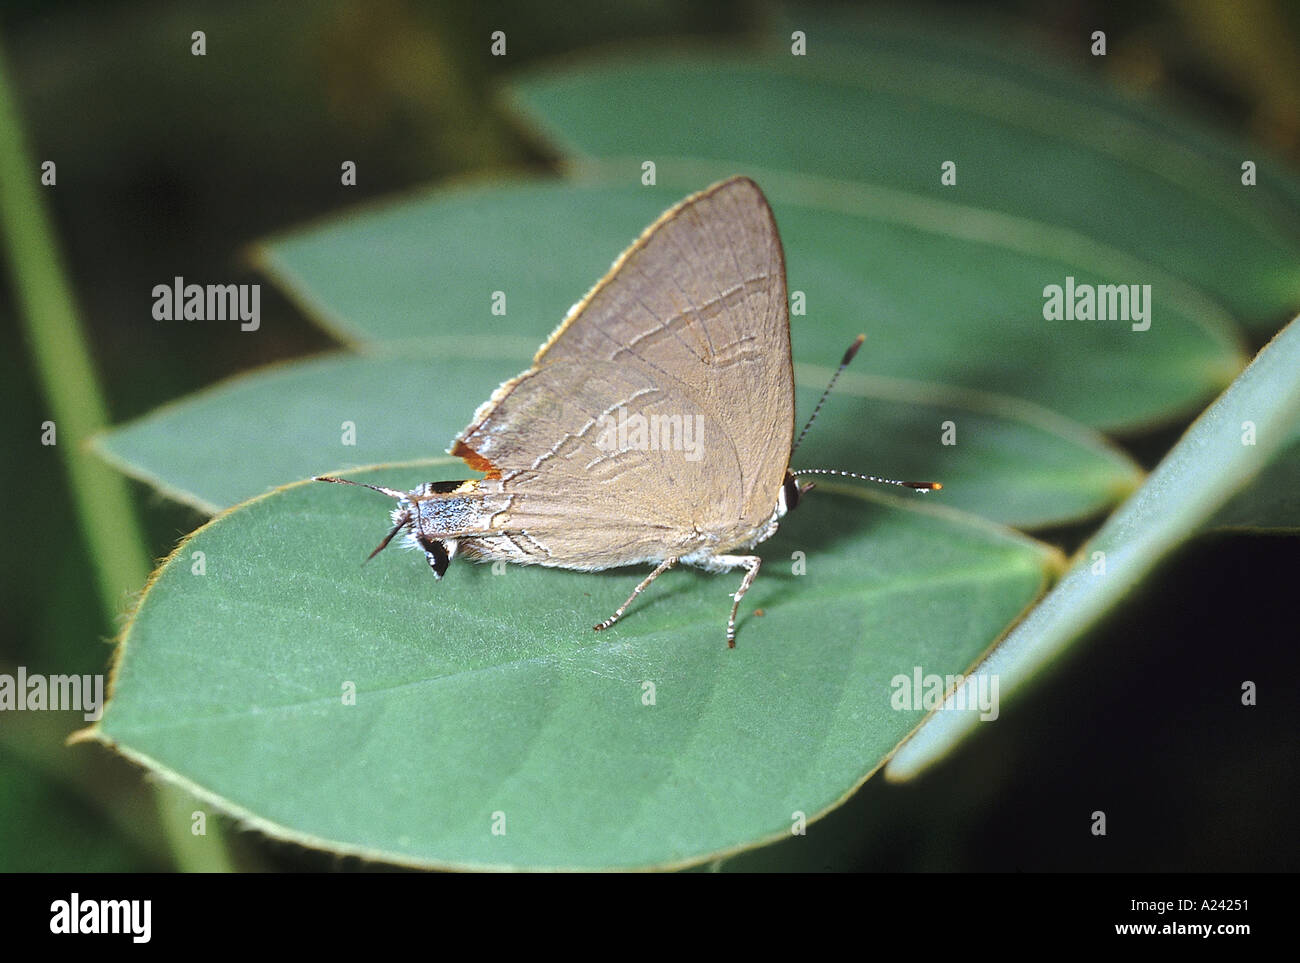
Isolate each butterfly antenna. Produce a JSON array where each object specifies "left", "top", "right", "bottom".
[
  {"left": 314, "top": 475, "right": 410, "bottom": 500},
  {"left": 792, "top": 334, "right": 865, "bottom": 454},
  {"left": 314, "top": 476, "right": 413, "bottom": 562},
  {"left": 791, "top": 468, "right": 941, "bottom": 492}
]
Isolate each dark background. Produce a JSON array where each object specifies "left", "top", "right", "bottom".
[{"left": 1, "top": 0, "right": 1296, "bottom": 871}]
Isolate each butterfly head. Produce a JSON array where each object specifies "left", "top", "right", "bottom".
[
  {"left": 313, "top": 476, "right": 469, "bottom": 578},
  {"left": 776, "top": 471, "right": 815, "bottom": 518}
]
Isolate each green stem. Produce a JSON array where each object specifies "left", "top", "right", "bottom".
[{"left": 0, "top": 36, "right": 233, "bottom": 872}]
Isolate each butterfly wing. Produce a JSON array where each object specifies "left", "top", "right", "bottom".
[{"left": 450, "top": 176, "right": 793, "bottom": 565}]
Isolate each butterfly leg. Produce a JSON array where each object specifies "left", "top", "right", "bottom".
[
  {"left": 594, "top": 557, "right": 678, "bottom": 634},
  {"left": 719, "top": 555, "right": 762, "bottom": 648}
]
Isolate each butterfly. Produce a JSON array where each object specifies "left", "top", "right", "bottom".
[{"left": 318, "top": 176, "right": 937, "bottom": 646}]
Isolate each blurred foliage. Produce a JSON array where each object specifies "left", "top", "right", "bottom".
[{"left": 0, "top": 0, "right": 1297, "bottom": 871}]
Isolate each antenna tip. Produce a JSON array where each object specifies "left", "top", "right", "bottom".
[
  {"left": 905, "top": 481, "right": 942, "bottom": 491},
  {"left": 841, "top": 333, "right": 867, "bottom": 366}
]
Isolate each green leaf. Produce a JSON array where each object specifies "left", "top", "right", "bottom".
[
  {"left": 257, "top": 179, "right": 1244, "bottom": 433},
  {"left": 786, "top": 8, "right": 1300, "bottom": 226},
  {"left": 886, "top": 314, "right": 1300, "bottom": 781},
  {"left": 792, "top": 364, "right": 1142, "bottom": 529},
  {"left": 92, "top": 348, "right": 1140, "bottom": 528},
  {"left": 506, "top": 12, "right": 1300, "bottom": 335},
  {"left": 92, "top": 474, "right": 1057, "bottom": 870},
  {"left": 92, "top": 351, "right": 526, "bottom": 514},
  {"left": 254, "top": 179, "right": 668, "bottom": 347}
]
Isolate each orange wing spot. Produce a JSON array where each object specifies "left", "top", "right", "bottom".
[{"left": 452, "top": 441, "right": 502, "bottom": 479}]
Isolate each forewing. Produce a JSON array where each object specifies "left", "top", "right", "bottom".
[{"left": 452, "top": 176, "right": 793, "bottom": 536}]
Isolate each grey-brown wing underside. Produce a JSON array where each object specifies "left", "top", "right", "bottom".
[{"left": 451, "top": 176, "right": 793, "bottom": 538}]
